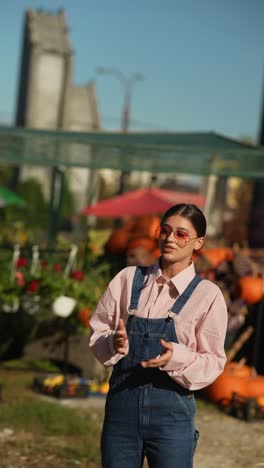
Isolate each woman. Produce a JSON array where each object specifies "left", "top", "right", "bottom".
[{"left": 89, "top": 204, "right": 228, "bottom": 468}]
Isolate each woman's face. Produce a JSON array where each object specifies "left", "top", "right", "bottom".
[{"left": 158, "top": 214, "right": 204, "bottom": 264}]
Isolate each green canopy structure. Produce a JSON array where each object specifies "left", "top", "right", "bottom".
[
  {"left": 0, "top": 125, "right": 264, "bottom": 179},
  {"left": 0, "top": 185, "right": 26, "bottom": 208}
]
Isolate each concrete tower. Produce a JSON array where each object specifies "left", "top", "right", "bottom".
[
  {"left": 14, "top": 8, "right": 101, "bottom": 209},
  {"left": 16, "top": 8, "right": 72, "bottom": 129}
]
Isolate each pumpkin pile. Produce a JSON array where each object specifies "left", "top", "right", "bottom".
[
  {"left": 197, "top": 245, "right": 264, "bottom": 420},
  {"left": 201, "top": 247, "right": 234, "bottom": 269},
  {"left": 104, "top": 215, "right": 161, "bottom": 262},
  {"left": 195, "top": 246, "right": 264, "bottom": 349},
  {"left": 202, "top": 360, "right": 264, "bottom": 420}
]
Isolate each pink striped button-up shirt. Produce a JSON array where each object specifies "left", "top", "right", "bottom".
[{"left": 89, "top": 261, "right": 228, "bottom": 391}]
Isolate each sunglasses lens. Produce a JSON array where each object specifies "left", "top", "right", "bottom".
[
  {"left": 157, "top": 226, "right": 192, "bottom": 247},
  {"left": 174, "top": 230, "right": 190, "bottom": 247},
  {"left": 156, "top": 226, "right": 171, "bottom": 238}
]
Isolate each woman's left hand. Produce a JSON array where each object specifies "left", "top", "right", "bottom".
[{"left": 140, "top": 339, "right": 173, "bottom": 368}]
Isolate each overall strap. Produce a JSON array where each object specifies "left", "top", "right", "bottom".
[
  {"left": 170, "top": 274, "right": 203, "bottom": 315},
  {"left": 129, "top": 266, "right": 148, "bottom": 310}
]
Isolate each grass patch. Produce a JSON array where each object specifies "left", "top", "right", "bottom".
[
  {"left": 0, "top": 367, "right": 103, "bottom": 466},
  {"left": 3, "top": 357, "right": 60, "bottom": 373},
  {"left": 0, "top": 398, "right": 95, "bottom": 435}
]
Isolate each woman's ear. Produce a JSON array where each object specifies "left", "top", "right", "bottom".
[{"left": 194, "top": 237, "right": 205, "bottom": 251}]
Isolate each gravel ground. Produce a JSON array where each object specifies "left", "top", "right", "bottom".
[{"left": 194, "top": 404, "right": 264, "bottom": 468}]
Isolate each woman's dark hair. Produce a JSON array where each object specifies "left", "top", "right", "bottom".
[{"left": 161, "top": 204, "right": 207, "bottom": 237}]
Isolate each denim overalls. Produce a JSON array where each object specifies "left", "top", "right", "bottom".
[{"left": 101, "top": 267, "right": 202, "bottom": 468}]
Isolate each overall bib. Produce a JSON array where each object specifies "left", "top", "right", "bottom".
[{"left": 101, "top": 267, "right": 202, "bottom": 468}]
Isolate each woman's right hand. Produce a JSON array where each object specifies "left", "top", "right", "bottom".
[{"left": 113, "top": 319, "right": 128, "bottom": 355}]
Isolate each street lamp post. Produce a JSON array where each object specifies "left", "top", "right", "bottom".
[{"left": 96, "top": 67, "right": 144, "bottom": 194}]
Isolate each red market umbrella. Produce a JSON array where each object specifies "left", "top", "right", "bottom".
[{"left": 82, "top": 188, "right": 205, "bottom": 218}]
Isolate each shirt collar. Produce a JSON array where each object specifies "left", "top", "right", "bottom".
[{"left": 145, "top": 260, "right": 196, "bottom": 295}]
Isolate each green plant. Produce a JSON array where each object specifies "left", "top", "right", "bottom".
[{"left": 0, "top": 248, "right": 111, "bottom": 360}]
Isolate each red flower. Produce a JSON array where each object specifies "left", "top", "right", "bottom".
[
  {"left": 15, "top": 271, "right": 25, "bottom": 286},
  {"left": 53, "top": 263, "right": 62, "bottom": 273},
  {"left": 27, "top": 280, "right": 40, "bottom": 293},
  {"left": 70, "top": 270, "right": 85, "bottom": 281},
  {"left": 16, "top": 258, "right": 27, "bottom": 268}
]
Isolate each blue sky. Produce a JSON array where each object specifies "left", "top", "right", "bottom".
[{"left": 1, "top": 0, "right": 264, "bottom": 141}]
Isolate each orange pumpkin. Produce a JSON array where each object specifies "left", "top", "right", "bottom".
[
  {"left": 257, "top": 396, "right": 264, "bottom": 407},
  {"left": 126, "top": 237, "right": 158, "bottom": 253},
  {"left": 201, "top": 247, "right": 234, "bottom": 268},
  {"left": 122, "top": 218, "right": 138, "bottom": 232},
  {"left": 104, "top": 228, "right": 130, "bottom": 255},
  {"left": 132, "top": 215, "right": 161, "bottom": 239},
  {"left": 203, "top": 363, "right": 264, "bottom": 405},
  {"left": 238, "top": 276, "right": 263, "bottom": 304},
  {"left": 245, "top": 376, "right": 264, "bottom": 398},
  {"left": 225, "top": 362, "right": 254, "bottom": 378},
  {"left": 203, "top": 371, "right": 248, "bottom": 405}
]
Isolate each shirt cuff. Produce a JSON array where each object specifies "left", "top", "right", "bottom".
[{"left": 160, "top": 342, "right": 194, "bottom": 373}]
